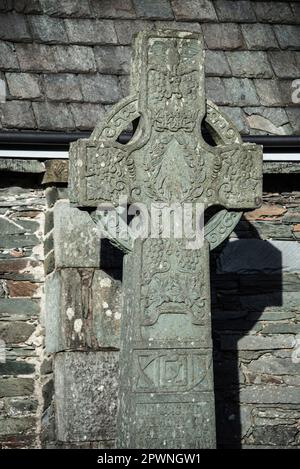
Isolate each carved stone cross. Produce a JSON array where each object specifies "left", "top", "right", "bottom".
[{"left": 69, "top": 30, "right": 263, "bottom": 449}]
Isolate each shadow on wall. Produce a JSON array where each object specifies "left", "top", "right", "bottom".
[{"left": 211, "top": 219, "right": 283, "bottom": 449}]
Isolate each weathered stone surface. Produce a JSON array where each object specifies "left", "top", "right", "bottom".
[
  {"left": 40, "top": 0, "right": 92, "bottom": 17},
  {"left": 219, "top": 106, "right": 249, "bottom": 133},
  {"left": 205, "top": 50, "right": 231, "bottom": 77},
  {"left": 253, "top": 2, "right": 294, "bottom": 23},
  {"left": 202, "top": 23, "right": 244, "bottom": 49},
  {"left": 53, "top": 45, "right": 96, "bottom": 73},
  {"left": 286, "top": 108, "right": 300, "bottom": 134},
  {"left": 94, "top": 46, "right": 131, "bottom": 74},
  {"left": 28, "top": 14, "right": 68, "bottom": 43},
  {"left": 133, "top": 0, "right": 173, "bottom": 19},
  {"left": 0, "top": 42, "right": 19, "bottom": 70},
  {"left": 16, "top": 43, "right": 56, "bottom": 72},
  {"left": 42, "top": 160, "right": 68, "bottom": 184},
  {"left": 69, "top": 29, "right": 262, "bottom": 450},
  {"left": 70, "top": 103, "right": 106, "bottom": 130},
  {"left": 79, "top": 73, "right": 122, "bottom": 104},
  {"left": 217, "top": 239, "right": 300, "bottom": 274},
  {"left": 90, "top": 0, "right": 135, "bottom": 19},
  {"left": 114, "top": 19, "right": 155, "bottom": 44},
  {"left": 53, "top": 200, "right": 100, "bottom": 268},
  {"left": 6, "top": 73, "right": 41, "bottom": 99},
  {"left": 0, "top": 101, "right": 36, "bottom": 129},
  {"left": 220, "top": 334, "right": 295, "bottom": 351},
  {"left": 244, "top": 107, "right": 290, "bottom": 129},
  {"left": 33, "top": 102, "right": 74, "bottom": 130},
  {"left": 6, "top": 281, "right": 39, "bottom": 298},
  {"left": 0, "top": 360, "right": 35, "bottom": 375},
  {"left": 0, "top": 321, "right": 35, "bottom": 344},
  {"left": 0, "top": 416, "right": 35, "bottom": 435},
  {"left": 223, "top": 78, "right": 259, "bottom": 106},
  {"left": 254, "top": 79, "right": 283, "bottom": 106},
  {"left": 227, "top": 51, "right": 273, "bottom": 78},
  {"left": 45, "top": 268, "right": 121, "bottom": 352},
  {"left": 241, "top": 23, "right": 279, "bottom": 50},
  {"left": 0, "top": 378, "right": 34, "bottom": 397},
  {"left": 54, "top": 351, "right": 119, "bottom": 441},
  {"left": 268, "top": 51, "right": 300, "bottom": 79},
  {"left": 0, "top": 12, "right": 30, "bottom": 41},
  {"left": 172, "top": 0, "right": 217, "bottom": 21},
  {"left": 214, "top": 0, "right": 256, "bottom": 22},
  {"left": 44, "top": 74, "right": 82, "bottom": 102},
  {"left": 274, "top": 25, "right": 300, "bottom": 50},
  {"left": 239, "top": 386, "right": 300, "bottom": 404},
  {"left": 65, "top": 18, "right": 117, "bottom": 44}
]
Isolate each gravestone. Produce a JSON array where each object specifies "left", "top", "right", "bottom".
[{"left": 69, "top": 30, "right": 263, "bottom": 448}]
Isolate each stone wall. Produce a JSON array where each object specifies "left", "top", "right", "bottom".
[
  {"left": 0, "top": 0, "right": 299, "bottom": 135},
  {"left": 0, "top": 165, "right": 50, "bottom": 448},
  {"left": 0, "top": 162, "right": 299, "bottom": 449}
]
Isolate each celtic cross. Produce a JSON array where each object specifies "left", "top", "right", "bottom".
[{"left": 69, "top": 30, "right": 263, "bottom": 448}]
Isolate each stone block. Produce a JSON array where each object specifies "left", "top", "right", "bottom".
[
  {"left": 220, "top": 334, "right": 296, "bottom": 351},
  {"left": 253, "top": 2, "right": 294, "bottom": 23},
  {"left": 254, "top": 79, "right": 282, "bottom": 106},
  {"left": 89, "top": 0, "right": 135, "bottom": 18},
  {"left": 6, "top": 73, "right": 41, "bottom": 99},
  {"left": 80, "top": 74, "right": 122, "bottom": 104},
  {"left": 28, "top": 14, "right": 68, "bottom": 43},
  {"left": 94, "top": 46, "right": 131, "bottom": 74},
  {"left": 0, "top": 101, "right": 36, "bottom": 129},
  {"left": 33, "top": 102, "right": 74, "bottom": 130},
  {"left": 286, "top": 108, "right": 300, "bottom": 134},
  {"left": 227, "top": 51, "right": 273, "bottom": 78},
  {"left": 0, "top": 360, "right": 35, "bottom": 375},
  {"left": 202, "top": 23, "right": 244, "bottom": 49},
  {"left": 171, "top": 0, "right": 217, "bottom": 21},
  {"left": 53, "top": 45, "right": 96, "bottom": 72},
  {"left": 205, "top": 77, "right": 228, "bottom": 105},
  {"left": 269, "top": 52, "right": 300, "bottom": 79},
  {"left": 274, "top": 25, "right": 300, "bottom": 50},
  {"left": 239, "top": 385, "right": 300, "bottom": 404},
  {"left": 0, "top": 416, "right": 35, "bottom": 435},
  {"left": 0, "top": 377, "right": 34, "bottom": 397},
  {"left": 0, "top": 42, "right": 19, "bottom": 70},
  {"left": 219, "top": 106, "right": 249, "bottom": 134},
  {"left": 54, "top": 351, "right": 119, "bottom": 442},
  {"left": 114, "top": 19, "right": 155, "bottom": 45},
  {"left": 133, "top": 0, "right": 173, "bottom": 19},
  {"left": 53, "top": 200, "right": 100, "bottom": 268},
  {"left": 214, "top": 0, "right": 256, "bottom": 22},
  {"left": 65, "top": 19, "right": 117, "bottom": 45},
  {"left": 16, "top": 43, "right": 56, "bottom": 72},
  {"left": 45, "top": 268, "right": 122, "bottom": 352},
  {"left": 205, "top": 50, "right": 231, "bottom": 77},
  {"left": 0, "top": 12, "right": 30, "bottom": 41},
  {"left": 217, "top": 239, "right": 300, "bottom": 274},
  {"left": 223, "top": 78, "right": 259, "bottom": 106},
  {"left": 0, "top": 321, "right": 35, "bottom": 344},
  {"left": 40, "top": 0, "right": 92, "bottom": 17},
  {"left": 70, "top": 103, "right": 106, "bottom": 130},
  {"left": 241, "top": 24, "right": 279, "bottom": 50},
  {"left": 44, "top": 74, "right": 82, "bottom": 102}
]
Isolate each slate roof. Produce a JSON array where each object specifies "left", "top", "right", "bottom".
[{"left": 0, "top": 0, "right": 299, "bottom": 135}]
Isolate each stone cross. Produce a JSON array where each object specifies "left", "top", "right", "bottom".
[{"left": 69, "top": 30, "right": 263, "bottom": 449}]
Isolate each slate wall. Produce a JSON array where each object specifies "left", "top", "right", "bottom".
[
  {"left": 0, "top": 0, "right": 299, "bottom": 450},
  {"left": 0, "top": 0, "right": 299, "bottom": 135},
  {"left": 0, "top": 166, "right": 51, "bottom": 448}
]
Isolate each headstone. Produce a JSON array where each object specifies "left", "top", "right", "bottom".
[{"left": 69, "top": 30, "right": 263, "bottom": 449}]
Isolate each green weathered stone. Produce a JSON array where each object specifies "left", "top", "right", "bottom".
[{"left": 69, "top": 30, "right": 263, "bottom": 449}]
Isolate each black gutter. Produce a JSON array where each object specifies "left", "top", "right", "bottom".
[{"left": 0, "top": 131, "right": 299, "bottom": 150}]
